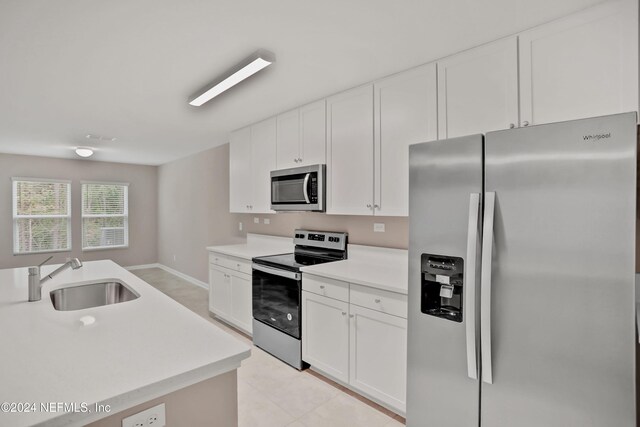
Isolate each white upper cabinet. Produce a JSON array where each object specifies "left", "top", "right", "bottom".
[
  {"left": 299, "top": 100, "right": 327, "bottom": 166},
  {"left": 276, "top": 100, "right": 326, "bottom": 170},
  {"left": 326, "top": 85, "right": 375, "bottom": 215},
  {"left": 250, "top": 118, "right": 277, "bottom": 213},
  {"left": 276, "top": 109, "right": 300, "bottom": 170},
  {"left": 519, "top": 0, "right": 638, "bottom": 126},
  {"left": 229, "top": 126, "right": 252, "bottom": 213},
  {"left": 437, "top": 37, "right": 519, "bottom": 139},
  {"left": 374, "top": 64, "right": 438, "bottom": 217},
  {"left": 229, "top": 119, "right": 276, "bottom": 213}
]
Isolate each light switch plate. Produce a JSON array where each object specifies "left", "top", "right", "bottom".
[
  {"left": 263, "top": 218, "right": 270, "bottom": 225},
  {"left": 238, "top": 222, "right": 243, "bottom": 231},
  {"left": 122, "top": 403, "right": 165, "bottom": 427},
  {"left": 373, "top": 223, "right": 385, "bottom": 232},
  {"left": 254, "top": 217, "right": 259, "bottom": 224}
]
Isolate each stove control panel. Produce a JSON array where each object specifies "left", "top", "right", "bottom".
[{"left": 293, "top": 229, "right": 347, "bottom": 251}]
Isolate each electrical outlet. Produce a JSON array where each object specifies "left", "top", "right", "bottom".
[
  {"left": 263, "top": 218, "right": 270, "bottom": 225},
  {"left": 239, "top": 222, "right": 243, "bottom": 231},
  {"left": 374, "top": 223, "right": 385, "bottom": 233},
  {"left": 121, "top": 403, "right": 166, "bottom": 427},
  {"left": 254, "top": 217, "right": 259, "bottom": 224}
]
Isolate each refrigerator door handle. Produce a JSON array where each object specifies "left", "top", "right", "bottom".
[
  {"left": 480, "top": 191, "right": 496, "bottom": 384},
  {"left": 465, "top": 193, "right": 481, "bottom": 380}
]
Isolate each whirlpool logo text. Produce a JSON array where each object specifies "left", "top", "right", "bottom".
[{"left": 582, "top": 132, "right": 611, "bottom": 142}]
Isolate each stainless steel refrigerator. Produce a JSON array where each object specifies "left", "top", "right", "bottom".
[{"left": 407, "top": 112, "right": 637, "bottom": 427}]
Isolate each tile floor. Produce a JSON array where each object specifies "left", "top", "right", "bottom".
[{"left": 130, "top": 267, "right": 406, "bottom": 427}]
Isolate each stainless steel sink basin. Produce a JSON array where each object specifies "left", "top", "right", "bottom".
[{"left": 50, "top": 280, "right": 139, "bottom": 311}]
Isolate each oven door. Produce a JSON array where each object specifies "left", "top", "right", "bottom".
[{"left": 252, "top": 264, "right": 302, "bottom": 339}]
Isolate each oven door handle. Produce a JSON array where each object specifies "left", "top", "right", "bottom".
[
  {"left": 303, "top": 173, "right": 311, "bottom": 204},
  {"left": 252, "top": 264, "right": 301, "bottom": 281}
]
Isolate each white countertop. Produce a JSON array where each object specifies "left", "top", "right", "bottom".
[
  {"left": 206, "top": 233, "right": 293, "bottom": 260},
  {"left": 0, "top": 260, "right": 250, "bottom": 427},
  {"left": 301, "top": 245, "right": 408, "bottom": 295}
]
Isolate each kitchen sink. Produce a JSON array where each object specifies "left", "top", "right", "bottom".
[{"left": 50, "top": 280, "right": 139, "bottom": 311}]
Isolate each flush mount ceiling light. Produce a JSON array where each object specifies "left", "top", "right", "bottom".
[
  {"left": 75, "top": 147, "right": 94, "bottom": 158},
  {"left": 188, "top": 49, "right": 276, "bottom": 107}
]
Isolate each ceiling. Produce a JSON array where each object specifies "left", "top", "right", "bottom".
[{"left": 0, "top": 0, "right": 602, "bottom": 165}]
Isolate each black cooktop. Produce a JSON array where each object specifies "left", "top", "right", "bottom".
[{"left": 253, "top": 252, "right": 341, "bottom": 272}]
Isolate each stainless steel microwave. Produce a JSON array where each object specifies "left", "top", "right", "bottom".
[{"left": 270, "top": 164, "right": 325, "bottom": 212}]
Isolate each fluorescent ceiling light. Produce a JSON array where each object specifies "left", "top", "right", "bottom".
[
  {"left": 189, "top": 49, "right": 275, "bottom": 106},
  {"left": 75, "top": 147, "right": 94, "bottom": 158}
]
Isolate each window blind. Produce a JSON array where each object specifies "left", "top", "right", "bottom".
[
  {"left": 82, "top": 182, "right": 129, "bottom": 250},
  {"left": 12, "top": 178, "right": 72, "bottom": 254}
]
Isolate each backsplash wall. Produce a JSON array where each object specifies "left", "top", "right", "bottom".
[{"left": 231, "top": 213, "right": 408, "bottom": 249}]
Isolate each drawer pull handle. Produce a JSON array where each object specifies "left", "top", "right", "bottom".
[
  {"left": 342, "top": 311, "right": 346, "bottom": 316},
  {"left": 375, "top": 298, "right": 381, "bottom": 303},
  {"left": 320, "top": 285, "right": 325, "bottom": 289},
  {"left": 349, "top": 314, "right": 354, "bottom": 318}
]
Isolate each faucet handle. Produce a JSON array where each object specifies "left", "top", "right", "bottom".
[{"left": 38, "top": 255, "right": 53, "bottom": 267}]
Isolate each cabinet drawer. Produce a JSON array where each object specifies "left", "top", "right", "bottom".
[
  {"left": 302, "top": 275, "right": 349, "bottom": 302},
  {"left": 209, "top": 253, "right": 252, "bottom": 275},
  {"left": 350, "top": 284, "right": 407, "bottom": 319}
]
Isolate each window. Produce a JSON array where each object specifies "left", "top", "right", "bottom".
[
  {"left": 82, "top": 182, "right": 129, "bottom": 250},
  {"left": 12, "top": 178, "right": 72, "bottom": 254}
]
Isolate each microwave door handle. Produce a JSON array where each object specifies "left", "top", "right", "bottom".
[{"left": 303, "top": 173, "right": 311, "bottom": 203}]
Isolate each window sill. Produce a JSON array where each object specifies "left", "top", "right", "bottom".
[
  {"left": 82, "top": 245, "right": 129, "bottom": 252},
  {"left": 13, "top": 248, "right": 72, "bottom": 256}
]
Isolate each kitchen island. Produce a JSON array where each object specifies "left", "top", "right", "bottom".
[{"left": 0, "top": 260, "right": 250, "bottom": 427}]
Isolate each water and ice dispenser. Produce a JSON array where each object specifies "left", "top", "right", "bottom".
[{"left": 420, "top": 254, "right": 464, "bottom": 322}]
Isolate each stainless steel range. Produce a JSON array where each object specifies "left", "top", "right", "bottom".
[{"left": 252, "top": 229, "right": 348, "bottom": 369}]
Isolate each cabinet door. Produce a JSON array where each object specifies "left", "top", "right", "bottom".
[
  {"left": 229, "top": 273, "right": 253, "bottom": 335},
  {"left": 209, "top": 266, "right": 231, "bottom": 318},
  {"left": 299, "top": 99, "right": 326, "bottom": 166},
  {"left": 519, "top": 0, "right": 638, "bottom": 126},
  {"left": 250, "top": 118, "right": 277, "bottom": 213},
  {"left": 374, "top": 64, "right": 437, "bottom": 217},
  {"left": 437, "top": 37, "right": 519, "bottom": 139},
  {"left": 229, "top": 127, "right": 252, "bottom": 213},
  {"left": 326, "top": 85, "right": 375, "bottom": 215},
  {"left": 349, "top": 304, "right": 407, "bottom": 414},
  {"left": 276, "top": 109, "right": 300, "bottom": 170},
  {"left": 302, "top": 290, "right": 349, "bottom": 383}
]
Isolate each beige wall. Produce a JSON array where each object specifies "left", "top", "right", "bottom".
[
  {"left": 231, "top": 213, "right": 408, "bottom": 249},
  {"left": 0, "top": 153, "right": 157, "bottom": 269},
  {"left": 157, "top": 143, "right": 408, "bottom": 283},
  {"left": 158, "top": 144, "right": 243, "bottom": 282}
]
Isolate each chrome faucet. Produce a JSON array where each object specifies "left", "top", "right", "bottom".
[{"left": 28, "top": 256, "right": 83, "bottom": 302}]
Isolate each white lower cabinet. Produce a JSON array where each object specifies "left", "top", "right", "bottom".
[
  {"left": 208, "top": 253, "right": 253, "bottom": 335},
  {"left": 209, "top": 266, "right": 231, "bottom": 318},
  {"left": 301, "top": 290, "right": 349, "bottom": 383},
  {"left": 349, "top": 304, "right": 407, "bottom": 413},
  {"left": 302, "top": 275, "right": 407, "bottom": 415}
]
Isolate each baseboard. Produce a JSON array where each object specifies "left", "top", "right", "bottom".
[
  {"left": 125, "top": 263, "right": 161, "bottom": 271},
  {"left": 125, "top": 263, "right": 209, "bottom": 290},
  {"left": 157, "top": 264, "right": 209, "bottom": 290}
]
